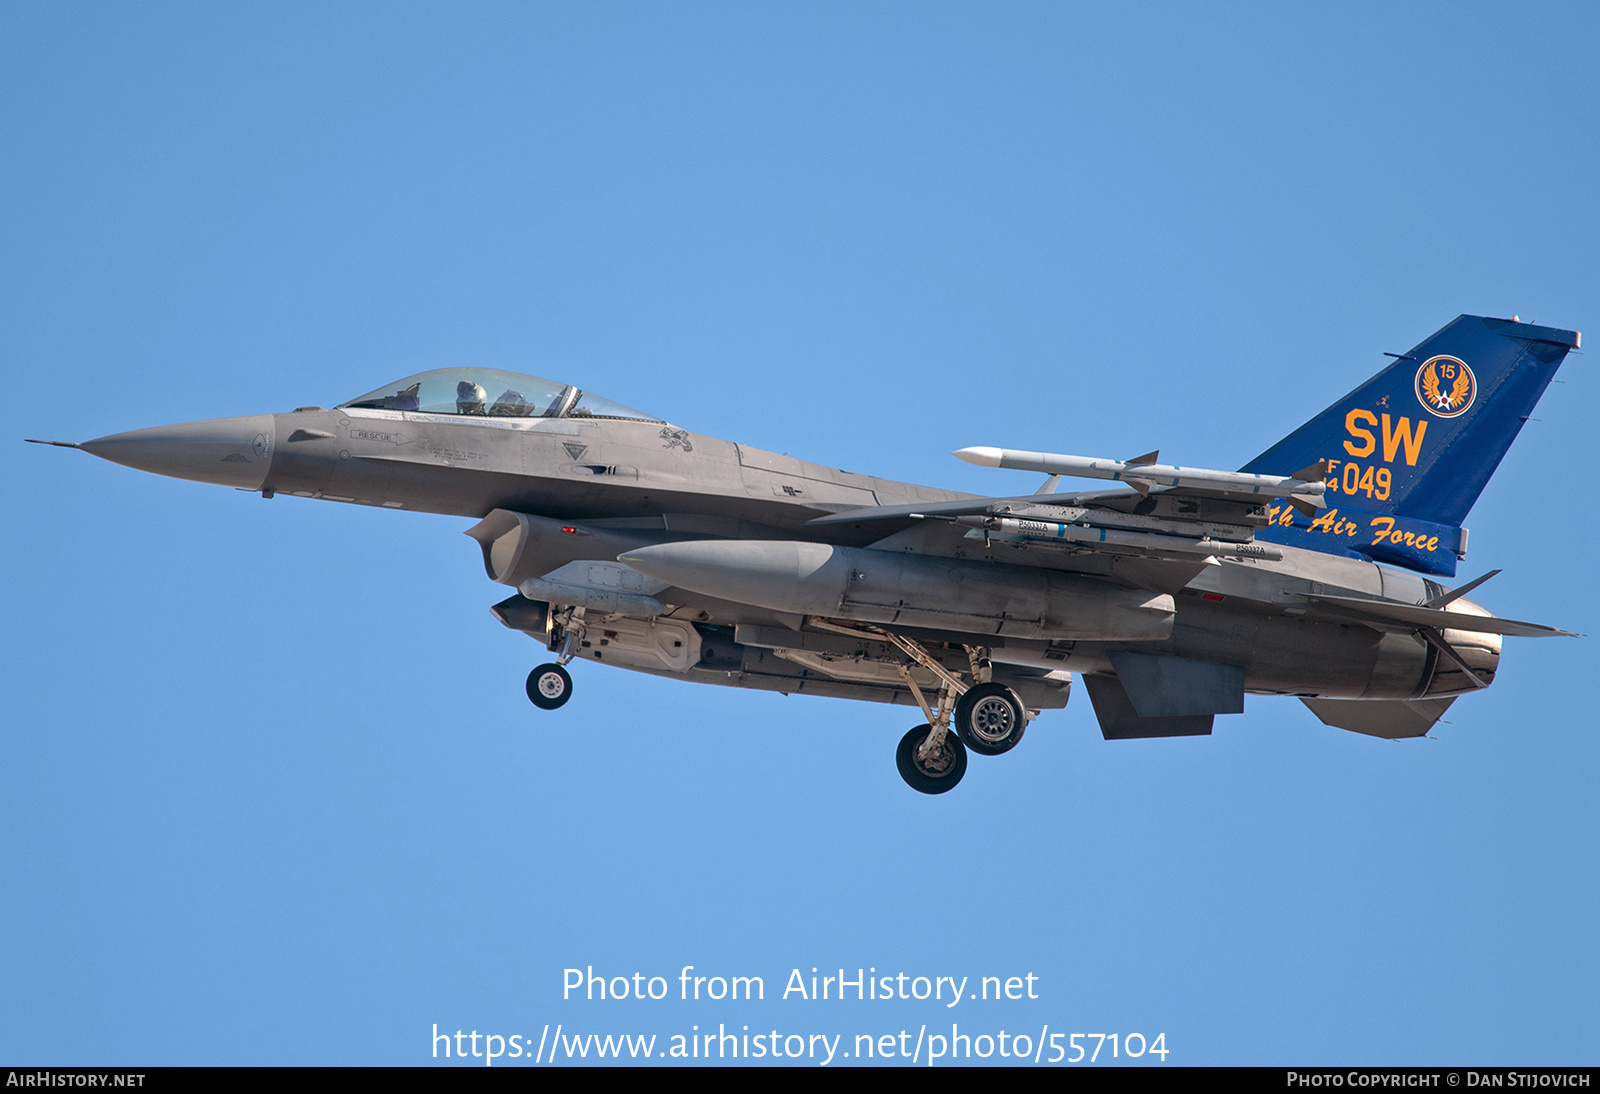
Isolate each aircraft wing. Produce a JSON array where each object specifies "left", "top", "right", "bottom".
[
  {"left": 804, "top": 490, "right": 1134, "bottom": 526},
  {"left": 813, "top": 488, "right": 1280, "bottom": 566},
  {"left": 809, "top": 444, "right": 1331, "bottom": 570}
]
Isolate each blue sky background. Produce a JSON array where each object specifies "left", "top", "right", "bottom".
[{"left": 3, "top": 2, "right": 1596, "bottom": 1066}]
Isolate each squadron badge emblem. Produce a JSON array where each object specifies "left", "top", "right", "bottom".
[{"left": 1414, "top": 355, "right": 1476, "bottom": 418}]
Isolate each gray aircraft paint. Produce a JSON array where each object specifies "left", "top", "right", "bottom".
[
  {"left": 37, "top": 349, "right": 1572, "bottom": 790},
  {"left": 61, "top": 404, "right": 1509, "bottom": 708}
]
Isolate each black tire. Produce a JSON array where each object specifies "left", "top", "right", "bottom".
[
  {"left": 954, "top": 682, "right": 1026, "bottom": 755},
  {"left": 526, "top": 663, "right": 573, "bottom": 710},
  {"left": 895, "top": 724, "right": 967, "bottom": 794}
]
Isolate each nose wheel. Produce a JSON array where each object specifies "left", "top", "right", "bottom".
[{"left": 526, "top": 663, "right": 573, "bottom": 710}]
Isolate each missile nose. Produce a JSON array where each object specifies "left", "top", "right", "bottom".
[
  {"left": 952, "top": 446, "right": 1004, "bottom": 467},
  {"left": 78, "top": 415, "right": 276, "bottom": 490}
]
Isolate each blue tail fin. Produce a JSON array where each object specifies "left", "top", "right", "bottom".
[{"left": 1240, "top": 315, "right": 1578, "bottom": 576}]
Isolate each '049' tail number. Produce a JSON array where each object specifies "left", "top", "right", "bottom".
[{"left": 1323, "top": 459, "right": 1391, "bottom": 501}]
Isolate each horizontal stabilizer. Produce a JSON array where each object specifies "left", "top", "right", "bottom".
[
  {"left": 1301, "top": 697, "right": 1456, "bottom": 739},
  {"left": 1304, "top": 594, "right": 1574, "bottom": 638}
]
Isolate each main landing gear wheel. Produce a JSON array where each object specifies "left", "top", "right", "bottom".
[
  {"left": 526, "top": 663, "right": 573, "bottom": 710},
  {"left": 896, "top": 724, "right": 968, "bottom": 794},
  {"left": 954, "top": 682, "right": 1026, "bottom": 755}
]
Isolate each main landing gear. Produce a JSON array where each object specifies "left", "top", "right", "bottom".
[
  {"left": 808, "top": 620, "right": 1032, "bottom": 794},
  {"left": 894, "top": 673, "right": 1026, "bottom": 794},
  {"left": 521, "top": 607, "right": 1032, "bottom": 796},
  {"left": 896, "top": 724, "right": 967, "bottom": 795},
  {"left": 954, "top": 682, "right": 1026, "bottom": 756},
  {"left": 526, "top": 607, "right": 584, "bottom": 712}
]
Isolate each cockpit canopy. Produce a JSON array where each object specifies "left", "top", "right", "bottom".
[{"left": 341, "top": 368, "right": 661, "bottom": 423}]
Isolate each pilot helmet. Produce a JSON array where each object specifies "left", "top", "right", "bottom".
[{"left": 456, "top": 381, "right": 488, "bottom": 415}]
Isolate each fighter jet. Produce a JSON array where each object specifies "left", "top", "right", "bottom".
[{"left": 30, "top": 315, "right": 1578, "bottom": 793}]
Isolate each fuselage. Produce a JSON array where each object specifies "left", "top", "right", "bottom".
[
  {"left": 50, "top": 318, "right": 1577, "bottom": 787},
  {"left": 77, "top": 400, "right": 1498, "bottom": 705}
]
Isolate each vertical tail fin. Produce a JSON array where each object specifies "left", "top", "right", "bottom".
[{"left": 1241, "top": 315, "right": 1578, "bottom": 575}]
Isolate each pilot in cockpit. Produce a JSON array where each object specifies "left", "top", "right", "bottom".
[{"left": 456, "top": 381, "right": 488, "bottom": 415}]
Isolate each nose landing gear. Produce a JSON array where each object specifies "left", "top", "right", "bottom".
[
  {"left": 526, "top": 663, "right": 573, "bottom": 710},
  {"left": 526, "top": 606, "right": 584, "bottom": 711}
]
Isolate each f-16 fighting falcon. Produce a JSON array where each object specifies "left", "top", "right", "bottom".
[{"left": 31, "top": 315, "right": 1578, "bottom": 793}]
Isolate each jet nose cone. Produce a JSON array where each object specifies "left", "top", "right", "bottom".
[{"left": 79, "top": 415, "right": 276, "bottom": 490}]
